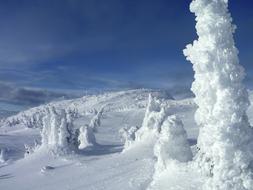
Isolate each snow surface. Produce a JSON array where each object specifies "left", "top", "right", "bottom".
[{"left": 0, "top": 89, "right": 253, "bottom": 189}]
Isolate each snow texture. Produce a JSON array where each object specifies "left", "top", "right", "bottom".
[{"left": 184, "top": 0, "right": 253, "bottom": 189}]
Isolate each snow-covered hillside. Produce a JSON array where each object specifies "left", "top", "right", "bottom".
[
  {"left": 1, "top": 89, "right": 253, "bottom": 190},
  {"left": 0, "top": 89, "right": 197, "bottom": 190}
]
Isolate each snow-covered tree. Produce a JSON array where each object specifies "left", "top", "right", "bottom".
[
  {"left": 47, "top": 106, "right": 60, "bottom": 147},
  {"left": 41, "top": 107, "right": 51, "bottom": 146},
  {"left": 40, "top": 106, "right": 78, "bottom": 154},
  {"left": 119, "top": 126, "right": 139, "bottom": 150},
  {"left": 58, "top": 110, "right": 71, "bottom": 148},
  {"left": 154, "top": 115, "right": 192, "bottom": 174},
  {"left": 0, "top": 148, "right": 7, "bottom": 163},
  {"left": 134, "top": 94, "right": 168, "bottom": 143},
  {"left": 89, "top": 107, "right": 104, "bottom": 132},
  {"left": 184, "top": 0, "right": 253, "bottom": 189},
  {"left": 24, "top": 140, "right": 39, "bottom": 157},
  {"left": 78, "top": 125, "right": 96, "bottom": 149}
]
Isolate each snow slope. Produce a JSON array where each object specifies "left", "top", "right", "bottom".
[{"left": 1, "top": 89, "right": 252, "bottom": 189}]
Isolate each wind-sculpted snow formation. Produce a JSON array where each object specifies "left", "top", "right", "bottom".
[{"left": 184, "top": 0, "right": 253, "bottom": 189}]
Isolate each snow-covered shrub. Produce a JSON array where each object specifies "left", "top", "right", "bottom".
[
  {"left": 184, "top": 0, "right": 253, "bottom": 189},
  {"left": 89, "top": 107, "right": 104, "bottom": 132},
  {"left": 40, "top": 106, "right": 78, "bottom": 154},
  {"left": 119, "top": 126, "right": 139, "bottom": 150},
  {"left": 0, "top": 148, "right": 7, "bottom": 163},
  {"left": 78, "top": 125, "right": 96, "bottom": 149},
  {"left": 153, "top": 115, "right": 192, "bottom": 174}
]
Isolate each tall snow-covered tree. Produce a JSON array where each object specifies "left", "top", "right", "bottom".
[{"left": 184, "top": 0, "right": 253, "bottom": 189}]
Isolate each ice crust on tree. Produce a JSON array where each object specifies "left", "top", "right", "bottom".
[{"left": 184, "top": 0, "right": 253, "bottom": 189}]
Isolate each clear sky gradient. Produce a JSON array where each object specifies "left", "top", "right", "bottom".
[{"left": 0, "top": 0, "right": 253, "bottom": 92}]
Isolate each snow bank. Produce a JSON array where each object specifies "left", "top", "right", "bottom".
[{"left": 184, "top": 0, "right": 253, "bottom": 189}]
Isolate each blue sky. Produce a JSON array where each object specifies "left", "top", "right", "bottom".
[{"left": 0, "top": 0, "right": 253, "bottom": 95}]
